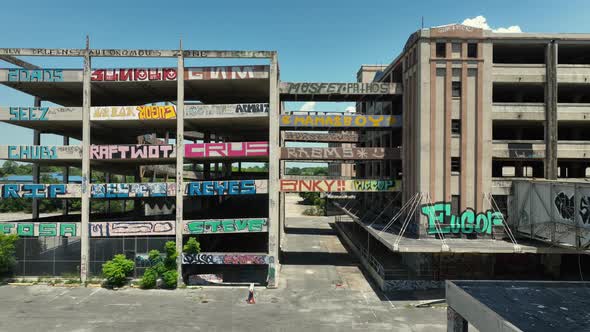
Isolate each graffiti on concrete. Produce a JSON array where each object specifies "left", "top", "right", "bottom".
[
  {"left": 283, "top": 132, "right": 359, "bottom": 143},
  {"left": 137, "top": 105, "right": 176, "bottom": 120},
  {"left": 280, "top": 147, "right": 398, "bottom": 160},
  {"left": 186, "top": 66, "right": 267, "bottom": 80},
  {"left": 186, "top": 180, "right": 263, "bottom": 196},
  {"left": 91, "top": 68, "right": 177, "bottom": 81},
  {"left": 420, "top": 202, "right": 504, "bottom": 235},
  {"left": 280, "top": 82, "right": 395, "bottom": 95},
  {"left": 90, "top": 145, "right": 174, "bottom": 159},
  {"left": 90, "top": 221, "right": 175, "bottom": 237},
  {"left": 185, "top": 142, "right": 268, "bottom": 158},
  {"left": 8, "top": 69, "right": 63, "bottom": 82},
  {"left": 8, "top": 107, "right": 49, "bottom": 121},
  {"left": 91, "top": 183, "right": 171, "bottom": 198},
  {"left": 184, "top": 103, "right": 269, "bottom": 117},
  {"left": 182, "top": 253, "right": 269, "bottom": 265},
  {"left": 0, "top": 184, "right": 79, "bottom": 198},
  {"left": 8, "top": 146, "right": 56, "bottom": 159},
  {"left": 580, "top": 196, "right": 590, "bottom": 224},
  {"left": 554, "top": 192, "right": 575, "bottom": 221},
  {"left": 91, "top": 105, "right": 176, "bottom": 120},
  {"left": 183, "top": 218, "right": 268, "bottom": 234},
  {"left": 279, "top": 179, "right": 398, "bottom": 192},
  {"left": 0, "top": 222, "right": 79, "bottom": 237},
  {"left": 280, "top": 115, "right": 399, "bottom": 128}
]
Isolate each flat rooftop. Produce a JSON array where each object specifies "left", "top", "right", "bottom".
[{"left": 447, "top": 280, "right": 590, "bottom": 332}]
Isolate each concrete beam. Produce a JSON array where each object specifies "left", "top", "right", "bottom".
[
  {"left": 283, "top": 131, "right": 360, "bottom": 143},
  {"left": 0, "top": 48, "right": 274, "bottom": 58},
  {"left": 280, "top": 114, "right": 401, "bottom": 129}
]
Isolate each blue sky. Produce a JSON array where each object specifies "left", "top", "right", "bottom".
[{"left": 1, "top": 0, "right": 590, "bottom": 151}]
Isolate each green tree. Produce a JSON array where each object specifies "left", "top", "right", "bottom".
[{"left": 0, "top": 234, "right": 18, "bottom": 276}]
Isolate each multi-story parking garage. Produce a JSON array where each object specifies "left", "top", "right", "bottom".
[{"left": 2, "top": 23, "right": 590, "bottom": 289}]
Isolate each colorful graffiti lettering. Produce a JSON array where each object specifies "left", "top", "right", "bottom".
[
  {"left": 186, "top": 180, "right": 258, "bottom": 196},
  {"left": 235, "top": 104, "right": 268, "bottom": 113},
  {"left": 8, "top": 69, "right": 63, "bottom": 82},
  {"left": 90, "top": 221, "right": 174, "bottom": 237},
  {"left": 280, "top": 115, "right": 399, "bottom": 128},
  {"left": 282, "top": 82, "right": 395, "bottom": 95},
  {"left": 90, "top": 145, "right": 174, "bottom": 159},
  {"left": 0, "top": 222, "right": 79, "bottom": 237},
  {"left": 91, "top": 68, "right": 177, "bottom": 81},
  {"left": 183, "top": 218, "right": 268, "bottom": 234},
  {"left": 1, "top": 184, "right": 72, "bottom": 198},
  {"left": 281, "top": 147, "right": 398, "bottom": 160},
  {"left": 182, "top": 253, "right": 269, "bottom": 265},
  {"left": 420, "top": 202, "right": 504, "bottom": 235},
  {"left": 137, "top": 105, "right": 176, "bottom": 120},
  {"left": 8, "top": 146, "right": 56, "bottom": 159},
  {"left": 279, "top": 179, "right": 398, "bottom": 192},
  {"left": 184, "top": 103, "right": 269, "bottom": 117},
  {"left": 185, "top": 142, "right": 268, "bottom": 158},
  {"left": 9, "top": 107, "right": 48, "bottom": 121},
  {"left": 90, "top": 183, "right": 170, "bottom": 198}
]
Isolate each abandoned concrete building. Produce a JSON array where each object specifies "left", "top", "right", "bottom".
[{"left": 0, "top": 23, "right": 589, "bottom": 289}]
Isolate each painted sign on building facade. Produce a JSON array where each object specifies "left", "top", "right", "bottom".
[
  {"left": 0, "top": 222, "right": 80, "bottom": 237},
  {"left": 280, "top": 147, "right": 399, "bottom": 160},
  {"left": 279, "top": 179, "right": 398, "bottom": 192},
  {"left": 280, "top": 115, "right": 400, "bottom": 128},
  {"left": 182, "top": 218, "right": 268, "bottom": 234},
  {"left": 185, "top": 142, "right": 268, "bottom": 158},
  {"left": 420, "top": 202, "right": 504, "bottom": 235},
  {"left": 280, "top": 82, "right": 398, "bottom": 95}
]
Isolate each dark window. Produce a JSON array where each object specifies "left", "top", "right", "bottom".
[
  {"left": 436, "top": 43, "right": 446, "bottom": 58},
  {"left": 468, "top": 43, "right": 478, "bottom": 58},
  {"left": 451, "top": 120, "right": 461, "bottom": 135},
  {"left": 451, "top": 157, "right": 461, "bottom": 173},
  {"left": 452, "top": 81, "right": 461, "bottom": 97}
]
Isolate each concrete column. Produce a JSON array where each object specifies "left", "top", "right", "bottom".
[
  {"left": 267, "top": 53, "right": 280, "bottom": 288},
  {"left": 203, "top": 131, "right": 211, "bottom": 179},
  {"left": 106, "top": 173, "right": 111, "bottom": 214},
  {"left": 32, "top": 97, "right": 41, "bottom": 220},
  {"left": 447, "top": 307, "right": 468, "bottom": 332},
  {"left": 62, "top": 136, "right": 70, "bottom": 215},
  {"left": 80, "top": 44, "right": 91, "bottom": 283},
  {"left": 545, "top": 41, "right": 558, "bottom": 179},
  {"left": 175, "top": 46, "right": 185, "bottom": 286}
]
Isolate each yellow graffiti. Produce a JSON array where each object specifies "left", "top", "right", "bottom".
[
  {"left": 283, "top": 115, "right": 394, "bottom": 127},
  {"left": 137, "top": 105, "right": 177, "bottom": 120},
  {"left": 92, "top": 107, "right": 135, "bottom": 118}
]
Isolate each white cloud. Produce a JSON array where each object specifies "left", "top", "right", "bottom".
[
  {"left": 461, "top": 15, "right": 522, "bottom": 33},
  {"left": 345, "top": 106, "right": 356, "bottom": 113},
  {"left": 299, "top": 101, "right": 316, "bottom": 112}
]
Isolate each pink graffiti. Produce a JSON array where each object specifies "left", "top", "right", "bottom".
[
  {"left": 222, "top": 255, "right": 267, "bottom": 265},
  {"left": 185, "top": 142, "right": 268, "bottom": 158}
]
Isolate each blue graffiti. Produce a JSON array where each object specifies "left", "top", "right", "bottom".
[
  {"left": 7, "top": 69, "right": 63, "bottom": 82},
  {"left": 90, "top": 183, "right": 168, "bottom": 198},
  {"left": 1, "top": 184, "right": 66, "bottom": 198},
  {"left": 8, "top": 146, "right": 56, "bottom": 159},
  {"left": 187, "top": 180, "right": 256, "bottom": 196},
  {"left": 9, "top": 107, "right": 49, "bottom": 121}
]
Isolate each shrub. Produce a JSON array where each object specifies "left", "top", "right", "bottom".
[
  {"left": 161, "top": 270, "right": 178, "bottom": 289},
  {"left": 0, "top": 234, "right": 18, "bottom": 276},
  {"left": 102, "top": 254, "right": 134, "bottom": 287},
  {"left": 183, "top": 237, "right": 201, "bottom": 254},
  {"left": 163, "top": 241, "right": 177, "bottom": 271},
  {"left": 140, "top": 267, "right": 158, "bottom": 289}
]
